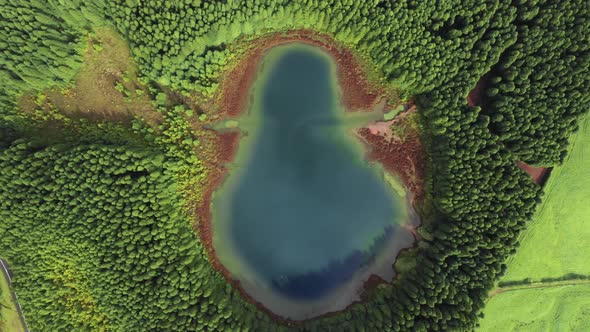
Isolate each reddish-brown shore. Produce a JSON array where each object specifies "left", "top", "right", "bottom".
[
  {"left": 195, "top": 30, "right": 424, "bottom": 324},
  {"left": 358, "top": 105, "right": 425, "bottom": 205},
  {"left": 215, "top": 30, "right": 388, "bottom": 120}
]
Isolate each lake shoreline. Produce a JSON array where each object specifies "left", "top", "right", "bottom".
[
  {"left": 196, "top": 31, "right": 426, "bottom": 324},
  {"left": 356, "top": 105, "right": 426, "bottom": 206},
  {"left": 215, "top": 29, "right": 391, "bottom": 119}
]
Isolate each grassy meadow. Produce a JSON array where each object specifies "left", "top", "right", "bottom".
[
  {"left": 479, "top": 284, "right": 590, "bottom": 331},
  {"left": 0, "top": 263, "right": 25, "bottom": 332},
  {"left": 478, "top": 113, "right": 590, "bottom": 331}
]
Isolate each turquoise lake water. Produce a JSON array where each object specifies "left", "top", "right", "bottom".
[{"left": 212, "top": 43, "right": 414, "bottom": 319}]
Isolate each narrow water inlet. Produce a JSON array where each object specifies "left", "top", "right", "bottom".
[{"left": 211, "top": 43, "right": 418, "bottom": 320}]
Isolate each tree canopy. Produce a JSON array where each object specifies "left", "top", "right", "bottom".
[{"left": 0, "top": 0, "right": 588, "bottom": 331}]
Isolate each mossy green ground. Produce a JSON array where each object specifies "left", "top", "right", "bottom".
[
  {"left": 478, "top": 113, "right": 590, "bottom": 331},
  {"left": 0, "top": 265, "right": 25, "bottom": 332}
]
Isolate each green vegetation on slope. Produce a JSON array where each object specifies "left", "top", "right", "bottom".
[
  {"left": 0, "top": 138, "right": 281, "bottom": 331},
  {"left": 16, "top": 28, "right": 158, "bottom": 125},
  {"left": 0, "top": 0, "right": 587, "bottom": 331},
  {"left": 484, "top": 0, "right": 590, "bottom": 165},
  {"left": 0, "top": 261, "right": 25, "bottom": 332},
  {"left": 503, "top": 115, "right": 590, "bottom": 281},
  {"left": 478, "top": 113, "right": 590, "bottom": 331},
  {"left": 106, "top": 0, "right": 518, "bottom": 98},
  {"left": 479, "top": 284, "right": 590, "bottom": 332},
  {"left": 0, "top": 0, "right": 108, "bottom": 109}
]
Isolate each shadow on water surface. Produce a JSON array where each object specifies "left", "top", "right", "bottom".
[{"left": 270, "top": 226, "right": 395, "bottom": 299}]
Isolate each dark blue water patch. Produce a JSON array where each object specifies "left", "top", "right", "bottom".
[
  {"left": 270, "top": 225, "right": 395, "bottom": 299},
  {"left": 271, "top": 250, "right": 365, "bottom": 299}
]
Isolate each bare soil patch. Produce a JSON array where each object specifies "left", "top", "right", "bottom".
[
  {"left": 18, "top": 28, "right": 160, "bottom": 126},
  {"left": 358, "top": 105, "right": 426, "bottom": 204},
  {"left": 517, "top": 161, "right": 551, "bottom": 185}
]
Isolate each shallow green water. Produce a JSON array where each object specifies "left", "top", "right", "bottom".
[{"left": 212, "top": 43, "right": 414, "bottom": 319}]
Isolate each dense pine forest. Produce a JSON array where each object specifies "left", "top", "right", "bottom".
[{"left": 0, "top": 0, "right": 588, "bottom": 331}]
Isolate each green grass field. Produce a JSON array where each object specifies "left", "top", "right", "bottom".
[
  {"left": 478, "top": 113, "right": 590, "bottom": 331},
  {"left": 0, "top": 263, "right": 25, "bottom": 332},
  {"left": 479, "top": 284, "right": 590, "bottom": 331}
]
